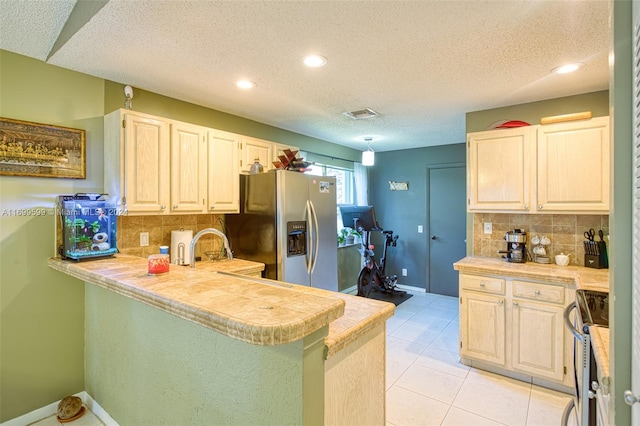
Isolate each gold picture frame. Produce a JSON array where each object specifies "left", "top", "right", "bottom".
[{"left": 0, "top": 117, "right": 86, "bottom": 179}]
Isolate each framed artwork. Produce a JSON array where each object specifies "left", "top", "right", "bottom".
[{"left": 0, "top": 117, "right": 86, "bottom": 179}]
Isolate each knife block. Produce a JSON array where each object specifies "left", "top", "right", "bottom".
[{"left": 584, "top": 241, "right": 608, "bottom": 269}]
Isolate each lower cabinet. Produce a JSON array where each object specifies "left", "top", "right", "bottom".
[{"left": 459, "top": 273, "right": 573, "bottom": 389}]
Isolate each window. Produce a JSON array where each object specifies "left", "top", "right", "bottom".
[{"left": 306, "top": 163, "right": 355, "bottom": 231}]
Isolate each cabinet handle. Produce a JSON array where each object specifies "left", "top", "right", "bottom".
[
  {"left": 538, "top": 204, "right": 543, "bottom": 209},
  {"left": 535, "top": 290, "right": 541, "bottom": 296},
  {"left": 513, "top": 302, "right": 518, "bottom": 307},
  {"left": 479, "top": 283, "right": 485, "bottom": 287},
  {"left": 173, "top": 205, "right": 178, "bottom": 209},
  {"left": 588, "top": 390, "right": 597, "bottom": 399},
  {"left": 498, "top": 299, "right": 504, "bottom": 305},
  {"left": 209, "top": 206, "right": 215, "bottom": 210},
  {"left": 161, "top": 205, "right": 166, "bottom": 209},
  {"left": 524, "top": 205, "right": 529, "bottom": 210},
  {"left": 591, "top": 381, "right": 600, "bottom": 391}
]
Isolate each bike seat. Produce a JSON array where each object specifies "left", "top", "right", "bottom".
[{"left": 382, "top": 230, "right": 394, "bottom": 235}]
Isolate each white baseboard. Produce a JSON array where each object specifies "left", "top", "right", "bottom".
[{"left": 1, "top": 391, "right": 119, "bottom": 426}]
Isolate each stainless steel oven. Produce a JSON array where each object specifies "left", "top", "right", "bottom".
[{"left": 562, "top": 289, "right": 609, "bottom": 426}]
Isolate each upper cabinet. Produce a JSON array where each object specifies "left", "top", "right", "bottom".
[
  {"left": 104, "top": 110, "right": 170, "bottom": 214},
  {"left": 170, "top": 121, "right": 207, "bottom": 214},
  {"left": 536, "top": 116, "right": 610, "bottom": 212},
  {"left": 467, "top": 116, "right": 610, "bottom": 214},
  {"left": 239, "top": 136, "right": 273, "bottom": 173},
  {"left": 207, "top": 129, "right": 240, "bottom": 213},
  {"left": 105, "top": 109, "right": 241, "bottom": 215},
  {"left": 467, "top": 126, "right": 535, "bottom": 212}
]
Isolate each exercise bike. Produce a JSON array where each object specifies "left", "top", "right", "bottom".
[{"left": 356, "top": 226, "right": 406, "bottom": 298}]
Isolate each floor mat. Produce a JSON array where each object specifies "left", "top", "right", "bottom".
[{"left": 365, "top": 289, "right": 413, "bottom": 306}]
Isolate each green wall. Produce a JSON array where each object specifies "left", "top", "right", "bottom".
[
  {"left": 85, "top": 284, "right": 325, "bottom": 425},
  {"left": 466, "top": 90, "right": 609, "bottom": 133},
  {"left": 0, "top": 50, "right": 104, "bottom": 421},
  {"left": 0, "top": 49, "right": 357, "bottom": 422},
  {"left": 368, "top": 144, "right": 467, "bottom": 289},
  {"left": 610, "top": 1, "right": 633, "bottom": 424},
  {"left": 103, "top": 81, "right": 361, "bottom": 166}
]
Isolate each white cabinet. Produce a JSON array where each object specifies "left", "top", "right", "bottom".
[
  {"left": 105, "top": 109, "right": 241, "bottom": 215},
  {"left": 536, "top": 116, "right": 610, "bottom": 212},
  {"left": 467, "top": 116, "right": 610, "bottom": 213},
  {"left": 207, "top": 129, "right": 240, "bottom": 213},
  {"left": 460, "top": 286, "right": 506, "bottom": 365},
  {"left": 459, "top": 273, "right": 573, "bottom": 388},
  {"left": 240, "top": 136, "right": 272, "bottom": 173},
  {"left": 104, "top": 110, "right": 170, "bottom": 214},
  {"left": 170, "top": 121, "right": 207, "bottom": 213},
  {"left": 467, "top": 126, "right": 534, "bottom": 211}
]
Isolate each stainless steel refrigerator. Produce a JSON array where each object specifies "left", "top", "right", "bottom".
[{"left": 226, "top": 170, "right": 338, "bottom": 291}]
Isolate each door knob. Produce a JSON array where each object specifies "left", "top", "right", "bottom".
[{"left": 431, "top": 235, "right": 437, "bottom": 240}]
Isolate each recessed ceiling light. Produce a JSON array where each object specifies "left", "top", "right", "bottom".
[
  {"left": 236, "top": 80, "right": 256, "bottom": 89},
  {"left": 302, "top": 54, "right": 328, "bottom": 68},
  {"left": 551, "top": 63, "right": 583, "bottom": 74},
  {"left": 354, "top": 135, "right": 383, "bottom": 142}
]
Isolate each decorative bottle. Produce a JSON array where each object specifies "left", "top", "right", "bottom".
[{"left": 249, "top": 157, "right": 264, "bottom": 174}]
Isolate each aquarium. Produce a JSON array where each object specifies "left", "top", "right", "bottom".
[{"left": 58, "top": 194, "right": 118, "bottom": 260}]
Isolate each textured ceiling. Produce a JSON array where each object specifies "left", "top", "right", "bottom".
[{"left": 0, "top": 0, "right": 610, "bottom": 152}]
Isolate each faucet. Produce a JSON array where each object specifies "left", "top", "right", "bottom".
[{"left": 190, "top": 228, "right": 233, "bottom": 268}]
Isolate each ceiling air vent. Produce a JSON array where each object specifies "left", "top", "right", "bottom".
[{"left": 342, "top": 108, "right": 379, "bottom": 120}]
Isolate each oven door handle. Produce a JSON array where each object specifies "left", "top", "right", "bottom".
[
  {"left": 561, "top": 399, "right": 575, "bottom": 426},
  {"left": 564, "top": 302, "right": 584, "bottom": 342}
]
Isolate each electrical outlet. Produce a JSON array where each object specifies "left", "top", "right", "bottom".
[
  {"left": 402, "top": 268, "right": 407, "bottom": 276},
  {"left": 418, "top": 225, "right": 423, "bottom": 233},
  {"left": 140, "top": 232, "right": 149, "bottom": 247},
  {"left": 483, "top": 222, "right": 492, "bottom": 234}
]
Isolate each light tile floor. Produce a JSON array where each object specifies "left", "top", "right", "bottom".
[{"left": 384, "top": 288, "right": 573, "bottom": 426}]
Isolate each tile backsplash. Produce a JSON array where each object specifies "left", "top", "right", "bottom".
[
  {"left": 117, "top": 214, "right": 227, "bottom": 259},
  {"left": 472, "top": 213, "right": 609, "bottom": 266}
]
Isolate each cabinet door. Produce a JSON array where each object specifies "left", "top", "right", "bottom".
[
  {"left": 170, "top": 122, "right": 206, "bottom": 213},
  {"left": 460, "top": 290, "right": 506, "bottom": 365},
  {"left": 240, "top": 136, "right": 272, "bottom": 173},
  {"left": 511, "top": 299, "right": 564, "bottom": 381},
  {"left": 536, "top": 117, "right": 610, "bottom": 212},
  {"left": 123, "top": 113, "right": 170, "bottom": 213},
  {"left": 467, "top": 126, "right": 534, "bottom": 212},
  {"left": 207, "top": 130, "right": 240, "bottom": 213}
]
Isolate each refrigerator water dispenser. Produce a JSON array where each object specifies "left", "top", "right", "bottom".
[{"left": 287, "top": 221, "right": 307, "bottom": 256}]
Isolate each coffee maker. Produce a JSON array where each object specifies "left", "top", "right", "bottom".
[{"left": 499, "top": 229, "right": 528, "bottom": 263}]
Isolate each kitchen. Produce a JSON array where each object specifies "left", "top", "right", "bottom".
[{"left": 0, "top": 1, "right": 637, "bottom": 425}]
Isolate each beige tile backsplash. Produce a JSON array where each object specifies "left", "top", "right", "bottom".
[
  {"left": 472, "top": 213, "right": 609, "bottom": 266},
  {"left": 117, "top": 214, "right": 227, "bottom": 259}
]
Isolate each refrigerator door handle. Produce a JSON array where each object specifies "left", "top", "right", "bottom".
[
  {"left": 308, "top": 200, "right": 320, "bottom": 274},
  {"left": 305, "top": 200, "right": 313, "bottom": 275}
]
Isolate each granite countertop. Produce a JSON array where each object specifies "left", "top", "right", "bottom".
[
  {"left": 453, "top": 256, "right": 609, "bottom": 292},
  {"left": 48, "top": 254, "right": 394, "bottom": 356},
  {"left": 589, "top": 325, "right": 610, "bottom": 393}
]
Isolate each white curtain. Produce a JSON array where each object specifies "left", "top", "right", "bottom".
[{"left": 353, "top": 162, "right": 368, "bottom": 206}]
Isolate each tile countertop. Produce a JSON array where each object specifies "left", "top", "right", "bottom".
[
  {"left": 589, "top": 326, "right": 611, "bottom": 393},
  {"left": 48, "top": 254, "right": 394, "bottom": 357},
  {"left": 453, "top": 256, "right": 609, "bottom": 292}
]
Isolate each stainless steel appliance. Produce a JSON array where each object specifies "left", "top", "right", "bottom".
[
  {"left": 226, "top": 170, "right": 338, "bottom": 291},
  {"left": 562, "top": 289, "right": 609, "bottom": 426},
  {"left": 498, "top": 229, "right": 528, "bottom": 263}
]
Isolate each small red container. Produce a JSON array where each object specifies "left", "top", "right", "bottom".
[{"left": 148, "top": 254, "right": 170, "bottom": 275}]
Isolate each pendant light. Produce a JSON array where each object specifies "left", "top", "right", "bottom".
[{"left": 362, "top": 138, "right": 375, "bottom": 166}]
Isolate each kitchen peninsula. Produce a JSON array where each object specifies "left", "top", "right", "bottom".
[{"left": 49, "top": 255, "right": 394, "bottom": 425}]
